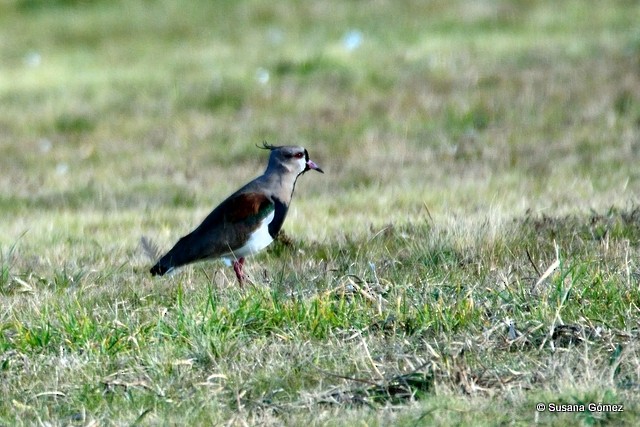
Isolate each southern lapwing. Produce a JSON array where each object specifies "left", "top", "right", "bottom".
[{"left": 150, "top": 143, "right": 323, "bottom": 284}]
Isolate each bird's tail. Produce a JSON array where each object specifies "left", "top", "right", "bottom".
[
  {"left": 150, "top": 258, "right": 173, "bottom": 276},
  {"left": 149, "top": 234, "right": 198, "bottom": 276}
]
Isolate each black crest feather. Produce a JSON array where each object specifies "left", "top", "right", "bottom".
[{"left": 256, "top": 141, "right": 281, "bottom": 150}]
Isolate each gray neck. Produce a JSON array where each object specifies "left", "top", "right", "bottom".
[{"left": 260, "top": 167, "right": 301, "bottom": 205}]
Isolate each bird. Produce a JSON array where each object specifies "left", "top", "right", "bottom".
[{"left": 150, "top": 142, "right": 323, "bottom": 284}]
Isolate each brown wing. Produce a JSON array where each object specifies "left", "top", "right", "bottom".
[{"left": 150, "top": 192, "right": 274, "bottom": 275}]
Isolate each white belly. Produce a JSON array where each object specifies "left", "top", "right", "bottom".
[{"left": 224, "top": 210, "right": 274, "bottom": 261}]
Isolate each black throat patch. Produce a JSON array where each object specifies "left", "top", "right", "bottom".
[{"left": 268, "top": 197, "right": 289, "bottom": 239}]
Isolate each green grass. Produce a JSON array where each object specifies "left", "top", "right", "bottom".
[{"left": 2, "top": 0, "right": 640, "bottom": 425}]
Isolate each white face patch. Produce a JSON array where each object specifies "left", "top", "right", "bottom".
[
  {"left": 294, "top": 156, "right": 307, "bottom": 174},
  {"left": 283, "top": 154, "right": 307, "bottom": 175}
]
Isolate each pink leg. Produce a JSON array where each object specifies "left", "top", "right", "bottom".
[{"left": 232, "top": 257, "right": 246, "bottom": 285}]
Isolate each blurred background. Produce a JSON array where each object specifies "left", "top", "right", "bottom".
[{"left": 1, "top": 0, "right": 639, "bottom": 244}]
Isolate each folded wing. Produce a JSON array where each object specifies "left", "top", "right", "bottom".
[{"left": 150, "top": 192, "right": 275, "bottom": 275}]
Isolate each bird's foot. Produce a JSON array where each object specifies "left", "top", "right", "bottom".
[{"left": 232, "top": 257, "right": 246, "bottom": 286}]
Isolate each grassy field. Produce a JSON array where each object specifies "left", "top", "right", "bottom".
[{"left": 2, "top": 0, "right": 640, "bottom": 425}]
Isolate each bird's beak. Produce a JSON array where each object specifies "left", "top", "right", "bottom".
[{"left": 306, "top": 159, "right": 324, "bottom": 173}]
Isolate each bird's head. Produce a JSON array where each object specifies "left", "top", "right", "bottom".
[{"left": 260, "top": 142, "right": 324, "bottom": 176}]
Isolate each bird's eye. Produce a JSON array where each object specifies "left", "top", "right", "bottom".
[{"left": 294, "top": 152, "right": 304, "bottom": 158}]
